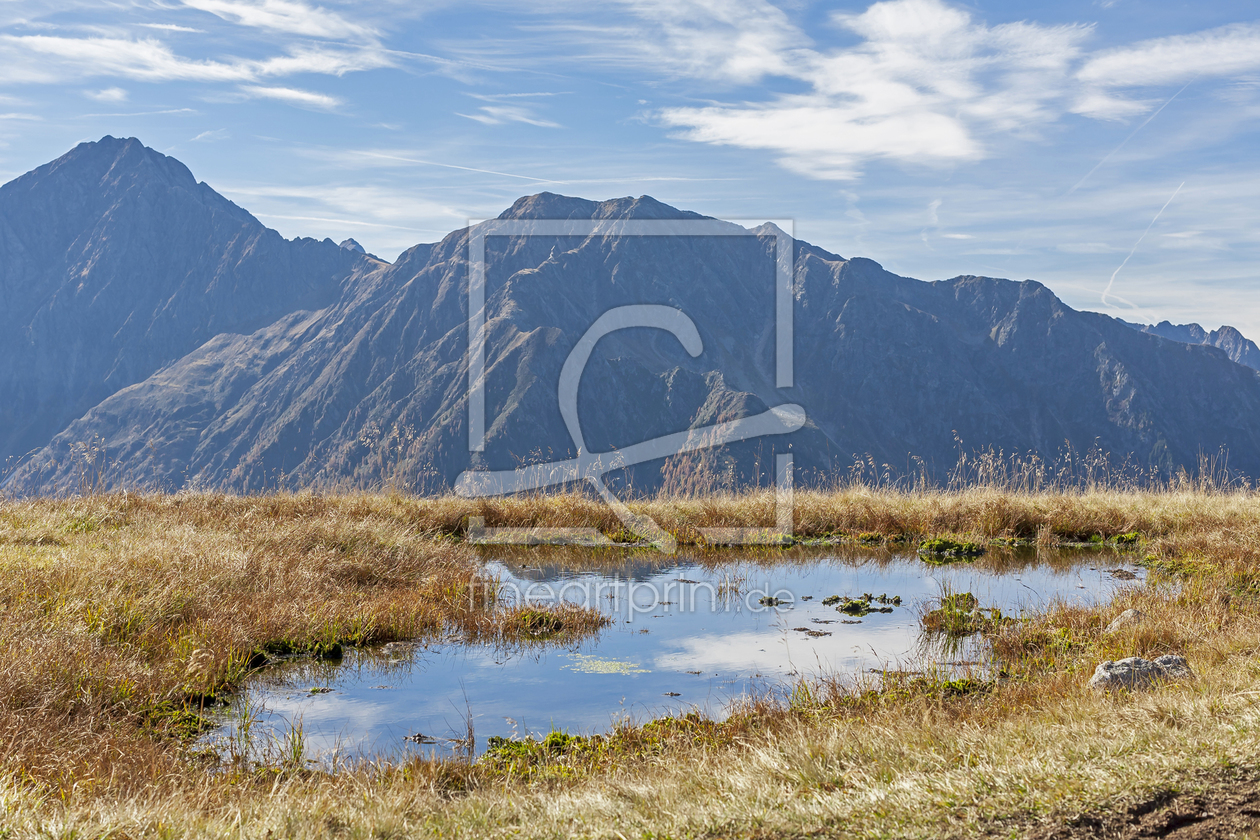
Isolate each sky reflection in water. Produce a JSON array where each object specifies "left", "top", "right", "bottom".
[{"left": 211, "top": 547, "right": 1143, "bottom": 762}]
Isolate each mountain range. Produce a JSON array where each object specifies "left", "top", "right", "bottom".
[{"left": 3, "top": 137, "right": 1259, "bottom": 494}]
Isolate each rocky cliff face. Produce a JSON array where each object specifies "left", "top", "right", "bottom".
[{"left": 5, "top": 139, "right": 1260, "bottom": 493}]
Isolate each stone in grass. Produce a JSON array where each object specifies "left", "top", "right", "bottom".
[
  {"left": 1104, "top": 608, "right": 1144, "bottom": 633},
  {"left": 1088, "top": 655, "right": 1193, "bottom": 691}
]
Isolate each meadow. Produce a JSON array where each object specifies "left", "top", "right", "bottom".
[{"left": 0, "top": 482, "right": 1257, "bottom": 838}]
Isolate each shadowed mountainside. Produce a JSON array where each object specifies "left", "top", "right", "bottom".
[
  {"left": 5, "top": 138, "right": 1260, "bottom": 493},
  {"left": 0, "top": 137, "right": 366, "bottom": 467}
]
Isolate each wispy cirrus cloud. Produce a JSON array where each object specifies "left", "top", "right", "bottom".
[
  {"left": 240, "top": 84, "right": 342, "bottom": 110},
  {"left": 137, "top": 23, "right": 204, "bottom": 33},
  {"left": 457, "top": 93, "right": 559, "bottom": 127},
  {"left": 191, "top": 128, "right": 230, "bottom": 141},
  {"left": 180, "top": 0, "right": 379, "bottom": 42},
  {"left": 0, "top": 33, "right": 392, "bottom": 82},
  {"left": 1078, "top": 23, "right": 1260, "bottom": 88},
  {"left": 0, "top": 34, "right": 256, "bottom": 83},
  {"left": 0, "top": 0, "right": 394, "bottom": 111},
  {"left": 611, "top": 0, "right": 802, "bottom": 84}
]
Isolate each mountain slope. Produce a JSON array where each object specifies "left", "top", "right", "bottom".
[
  {"left": 5, "top": 141, "right": 1260, "bottom": 492},
  {"left": 0, "top": 136, "right": 365, "bottom": 466}
]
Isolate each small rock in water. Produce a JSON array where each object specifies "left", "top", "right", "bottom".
[
  {"left": 1108, "top": 569, "right": 1139, "bottom": 581},
  {"left": 663, "top": 692, "right": 682, "bottom": 697},
  {"left": 1104, "top": 608, "right": 1144, "bottom": 633},
  {"left": 821, "top": 595, "right": 841, "bottom": 606},
  {"left": 1088, "top": 654, "right": 1193, "bottom": 691}
]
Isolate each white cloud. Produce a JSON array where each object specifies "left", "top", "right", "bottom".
[
  {"left": 85, "top": 86, "right": 127, "bottom": 102},
  {"left": 457, "top": 94, "right": 559, "bottom": 127},
  {"left": 0, "top": 34, "right": 391, "bottom": 85},
  {"left": 192, "top": 128, "right": 230, "bottom": 141},
  {"left": 574, "top": 1, "right": 1260, "bottom": 179},
  {"left": 655, "top": 0, "right": 1088, "bottom": 179},
  {"left": 458, "top": 105, "right": 559, "bottom": 127},
  {"left": 0, "top": 35, "right": 256, "bottom": 82},
  {"left": 138, "top": 23, "right": 205, "bottom": 33},
  {"left": 80, "top": 108, "right": 197, "bottom": 117},
  {"left": 1069, "top": 90, "right": 1153, "bottom": 120},
  {"left": 1071, "top": 23, "right": 1260, "bottom": 118},
  {"left": 927, "top": 198, "right": 941, "bottom": 224},
  {"left": 251, "top": 44, "right": 390, "bottom": 76},
  {"left": 240, "top": 84, "right": 342, "bottom": 110},
  {"left": 613, "top": 0, "right": 801, "bottom": 84},
  {"left": 180, "top": 0, "right": 379, "bottom": 41},
  {"left": 1079, "top": 23, "right": 1260, "bottom": 88}
]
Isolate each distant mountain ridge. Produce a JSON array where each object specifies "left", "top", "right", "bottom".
[
  {"left": 1120, "top": 319, "right": 1260, "bottom": 371},
  {"left": 3, "top": 137, "right": 1260, "bottom": 493}
]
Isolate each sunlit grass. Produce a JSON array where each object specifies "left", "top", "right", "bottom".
[{"left": 0, "top": 486, "right": 1257, "bottom": 837}]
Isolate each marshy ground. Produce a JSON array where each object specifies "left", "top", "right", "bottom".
[{"left": 1, "top": 487, "right": 1259, "bottom": 838}]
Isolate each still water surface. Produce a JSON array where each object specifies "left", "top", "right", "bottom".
[{"left": 209, "top": 548, "right": 1142, "bottom": 762}]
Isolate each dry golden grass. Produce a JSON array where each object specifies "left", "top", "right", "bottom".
[
  {"left": 0, "top": 493, "right": 605, "bottom": 798},
  {"left": 0, "top": 487, "right": 1258, "bottom": 838},
  {"left": 384, "top": 484, "right": 1260, "bottom": 546}
]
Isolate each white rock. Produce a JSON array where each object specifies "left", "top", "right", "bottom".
[
  {"left": 1104, "top": 608, "right": 1144, "bottom": 633},
  {"left": 1088, "top": 654, "right": 1193, "bottom": 691}
]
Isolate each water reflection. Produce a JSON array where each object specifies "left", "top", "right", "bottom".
[{"left": 207, "top": 546, "right": 1142, "bottom": 764}]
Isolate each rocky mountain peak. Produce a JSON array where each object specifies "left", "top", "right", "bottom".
[
  {"left": 497, "top": 192, "right": 707, "bottom": 222},
  {"left": 1121, "top": 318, "right": 1260, "bottom": 370},
  {"left": 0, "top": 137, "right": 362, "bottom": 467}
]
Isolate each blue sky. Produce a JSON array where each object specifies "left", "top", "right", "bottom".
[{"left": 2, "top": 0, "right": 1259, "bottom": 335}]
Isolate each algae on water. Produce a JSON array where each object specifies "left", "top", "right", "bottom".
[{"left": 563, "top": 654, "right": 649, "bottom": 675}]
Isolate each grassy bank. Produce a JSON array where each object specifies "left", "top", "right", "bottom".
[{"left": 0, "top": 488, "right": 1258, "bottom": 837}]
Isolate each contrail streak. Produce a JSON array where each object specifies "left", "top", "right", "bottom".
[
  {"left": 1102, "top": 181, "right": 1185, "bottom": 309},
  {"left": 1068, "top": 81, "right": 1192, "bottom": 195}
]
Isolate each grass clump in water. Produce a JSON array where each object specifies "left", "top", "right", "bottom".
[
  {"left": 917, "top": 537, "right": 986, "bottom": 561},
  {"left": 921, "top": 591, "right": 1013, "bottom": 637},
  {"left": 833, "top": 593, "right": 901, "bottom": 616}
]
